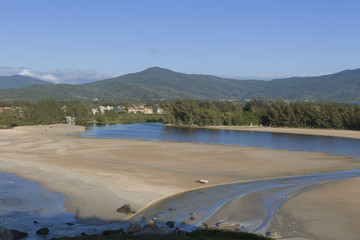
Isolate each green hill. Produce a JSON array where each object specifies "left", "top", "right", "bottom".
[
  {"left": 0, "top": 75, "right": 53, "bottom": 89},
  {"left": 0, "top": 67, "right": 360, "bottom": 102},
  {"left": 84, "top": 67, "right": 266, "bottom": 100}
]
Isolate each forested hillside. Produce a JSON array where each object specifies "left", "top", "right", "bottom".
[
  {"left": 0, "top": 67, "right": 360, "bottom": 102},
  {"left": 0, "top": 75, "right": 53, "bottom": 89}
]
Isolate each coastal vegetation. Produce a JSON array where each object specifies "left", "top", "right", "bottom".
[
  {"left": 161, "top": 99, "right": 360, "bottom": 130},
  {"left": 1, "top": 99, "right": 360, "bottom": 130},
  {"left": 0, "top": 100, "right": 162, "bottom": 128}
]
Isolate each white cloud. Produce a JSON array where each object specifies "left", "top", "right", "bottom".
[
  {"left": 19, "top": 69, "right": 58, "bottom": 82},
  {"left": 0, "top": 66, "right": 113, "bottom": 84}
]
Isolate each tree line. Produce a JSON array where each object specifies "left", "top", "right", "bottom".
[
  {"left": 160, "top": 99, "right": 360, "bottom": 130},
  {"left": 0, "top": 100, "right": 93, "bottom": 128},
  {"left": 1, "top": 99, "right": 360, "bottom": 130},
  {"left": 0, "top": 100, "right": 161, "bottom": 128},
  {"left": 159, "top": 100, "right": 258, "bottom": 126}
]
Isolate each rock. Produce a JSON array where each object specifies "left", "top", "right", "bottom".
[
  {"left": 81, "top": 232, "right": 87, "bottom": 236},
  {"left": 152, "top": 217, "right": 158, "bottom": 222},
  {"left": 9, "top": 230, "right": 28, "bottom": 240},
  {"left": 266, "top": 231, "right": 281, "bottom": 239},
  {"left": 216, "top": 222, "right": 238, "bottom": 229},
  {"left": 166, "top": 221, "right": 175, "bottom": 229},
  {"left": 0, "top": 226, "right": 14, "bottom": 240},
  {"left": 127, "top": 222, "right": 142, "bottom": 234},
  {"left": 36, "top": 227, "right": 49, "bottom": 235},
  {"left": 65, "top": 222, "right": 74, "bottom": 226},
  {"left": 195, "top": 179, "right": 209, "bottom": 184},
  {"left": 33, "top": 221, "right": 38, "bottom": 224},
  {"left": 117, "top": 204, "right": 137, "bottom": 215},
  {"left": 143, "top": 219, "right": 158, "bottom": 230},
  {"left": 190, "top": 216, "right": 195, "bottom": 220}
]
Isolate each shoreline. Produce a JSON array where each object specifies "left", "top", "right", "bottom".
[
  {"left": 166, "top": 124, "right": 360, "bottom": 140},
  {"left": 1, "top": 124, "right": 360, "bottom": 239}
]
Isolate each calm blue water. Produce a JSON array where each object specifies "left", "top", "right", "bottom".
[{"left": 81, "top": 123, "right": 360, "bottom": 158}]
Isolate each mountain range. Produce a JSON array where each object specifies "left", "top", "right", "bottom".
[
  {"left": 0, "top": 75, "right": 53, "bottom": 89},
  {"left": 0, "top": 67, "right": 359, "bottom": 102}
]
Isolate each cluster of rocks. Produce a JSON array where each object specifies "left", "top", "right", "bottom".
[
  {"left": 0, "top": 220, "right": 76, "bottom": 240},
  {"left": 100, "top": 217, "right": 188, "bottom": 238}
]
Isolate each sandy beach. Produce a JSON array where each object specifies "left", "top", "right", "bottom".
[
  {"left": 195, "top": 125, "right": 360, "bottom": 140},
  {"left": 0, "top": 124, "right": 360, "bottom": 239}
]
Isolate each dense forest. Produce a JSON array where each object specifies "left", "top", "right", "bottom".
[
  {"left": 160, "top": 99, "right": 360, "bottom": 130},
  {"left": 1, "top": 99, "right": 360, "bottom": 130}
]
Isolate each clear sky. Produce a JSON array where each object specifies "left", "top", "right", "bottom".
[{"left": 1, "top": 0, "right": 360, "bottom": 83}]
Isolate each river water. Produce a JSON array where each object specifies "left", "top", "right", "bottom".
[
  {"left": 82, "top": 123, "right": 360, "bottom": 158},
  {"left": 1, "top": 123, "right": 360, "bottom": 239}
]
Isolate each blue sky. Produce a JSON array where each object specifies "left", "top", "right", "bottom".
[{"left": 1, "top": 0, "right": 360, "bottom": 83}]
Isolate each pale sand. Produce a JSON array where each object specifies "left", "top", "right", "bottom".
[
  {"left": 0, "top": 124, "right": 360, "bottom": 238},
  {"left": 199, "top": 125, "right": 360, "bottom": 139},
  {"left": 267, "top": 178, "right": 360, "bottom": 240}
]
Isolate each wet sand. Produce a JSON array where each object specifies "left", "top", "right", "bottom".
[
  {"left": 0, "top": 124, "right": 360, "bottom": 238},
  {"left": 268, "top": 178, "right": 360, "bottom": 240}
]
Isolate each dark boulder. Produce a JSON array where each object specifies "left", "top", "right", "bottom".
[
  {"left": 0, "top": 226, "right": 14, "bottom": 240},
  {"left": 143, "top": 219, "right": 158, "bottom": 230},
  {"left": 116, "top": 204, "right": 136, "bottom": 215},
  {"left": 10, "top": 230, "right": 28, "bottom": 240},
  {"left": 166, "top": 221, "right": 175, "bottom": 229},
  {"left": 127, "top": 222, "right": 142, "bottom": 234},
  {"left": 36, "top": 227, "right": 49, "bottom": 235}
]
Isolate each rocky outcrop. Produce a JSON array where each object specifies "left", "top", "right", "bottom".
[
  {"left": 36, "top": 227, "right": 49, "bottom": 235},
  {"left": 166, "top": 221, "right": 175, "bottom": 229},
  {"left": 117, "top": 204, "right": 137, "bottom": 215},
  {"left": 143, "top": 219, "right": 158, "bottom": 230},
  {"left": 9, "top": 230, "right": 28, "bottom": 240},
  {"left": 127, "top": 222, "right": 142, "bottom": 234},
  {"left": 0, "top": 226, "right": 13, "bottom": 240}
]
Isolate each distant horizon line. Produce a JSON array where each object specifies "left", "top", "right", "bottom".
[{"left": 1, "top": 66, "right": 358, "bottom": 84}]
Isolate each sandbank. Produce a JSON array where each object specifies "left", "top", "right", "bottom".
[
  {"left": 0, "top": 124, "right": 360, "bottom": 239},
  {"left": 268, "top": 177, "right": 360, "bottom": 240},
  {"left": 194, "top": 125, "right": 360, "bottom": 139}
]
